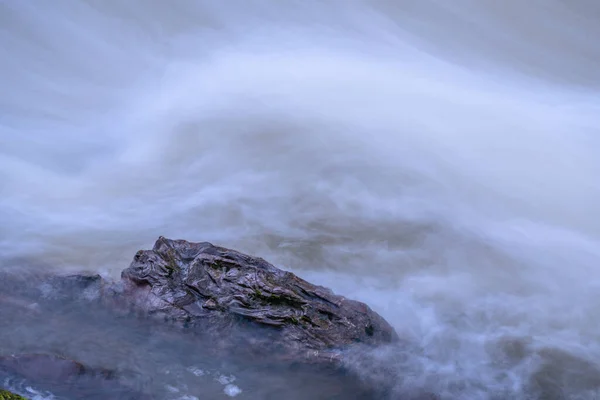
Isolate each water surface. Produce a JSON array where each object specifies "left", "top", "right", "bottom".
[{"left": 1, "top": 1, "right": 600, "bottom": 398}]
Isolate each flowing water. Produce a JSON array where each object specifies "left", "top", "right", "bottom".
[{"left": 1, "top": 1, "right": 600, "bottom": 398}]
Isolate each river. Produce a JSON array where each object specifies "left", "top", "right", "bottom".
[{"left": 1, "top": 1, "right": 600, "bottom": 399}]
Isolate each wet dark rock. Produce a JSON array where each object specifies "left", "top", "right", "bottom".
[
  {"left": 0, "top": 354, "right": 150, "bottom": 400},
  {"left": 119, "top": 236, "right": 398, "bottom": 364}
]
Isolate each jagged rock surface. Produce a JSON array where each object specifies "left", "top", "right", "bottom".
[{"left": 120, "top": 237, "right": 397, "bottom": 363}]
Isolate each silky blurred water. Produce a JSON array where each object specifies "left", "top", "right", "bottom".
[{"left": 1, "top": 1, "right": 600, "bottom": 398}]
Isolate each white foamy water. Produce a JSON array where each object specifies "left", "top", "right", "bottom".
[{"left": 2, "top": 1, "right": 600, "bottom": 398}]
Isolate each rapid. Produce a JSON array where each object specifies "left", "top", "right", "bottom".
[{"left": 1, "top": 1, "right": 600, "bottom": 398}]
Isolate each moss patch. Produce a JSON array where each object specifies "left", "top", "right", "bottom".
[
  {"left": 0, "top": 390, "right": 28, "bottom": 400},
  {"left": 163, "top": 250, "right": 182, "bottom": 277},
  {"left": 251, "top": 290, "right": 304, "bottom": 308}
]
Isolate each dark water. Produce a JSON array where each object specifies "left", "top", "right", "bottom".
[{"left": 1, "top": 1, "right": 600, "bottom": 399}]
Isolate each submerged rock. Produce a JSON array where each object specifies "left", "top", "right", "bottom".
[
  {"left": 120, "top": 236, "right": 397, "bottom": 363},
  {"left": 0, "top": 354, "right": 150, "bottom": 400},
  {"left": 0, "top": 354, "right": 88, "bottom": 383}
]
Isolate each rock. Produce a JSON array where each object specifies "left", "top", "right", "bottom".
[
  {"left": 0, "top": 354, "right": 88, "bottom": 383},
  {"left": 0, "top": 270, "right": 104, "bottom": 306},
  {"left": 0, "top": 390, "right": 26, "bottom": 400},
  {"left": 120, "top": 236, "right": 397, "bottom": 364},
  {"left": 44, "top": 273, "right": 104, "bottom": 301},
  {"left": 0, "top": 354, "right": 150, "bottom": 400}
]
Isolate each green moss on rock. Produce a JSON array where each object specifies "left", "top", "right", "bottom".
[{"left": 0, "top": 390, "right": 28, "bottom": 400}]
